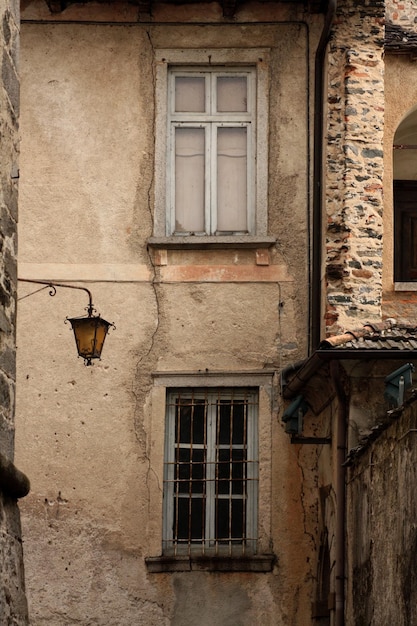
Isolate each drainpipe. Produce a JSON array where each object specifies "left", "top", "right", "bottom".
[
  {"left": 311, "top": 0, "right": 337, "bottom": 352},
  {"left": 330, "top": 360, "right": 347, "bottom": 626}
]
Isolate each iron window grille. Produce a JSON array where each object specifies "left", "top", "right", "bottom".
[{"left": 163, "top": 388, "right": 258, "bottom": 557}]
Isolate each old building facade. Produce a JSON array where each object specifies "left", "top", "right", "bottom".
[{"left": 12, "top": 0, "right": 417, "bottom": 624}]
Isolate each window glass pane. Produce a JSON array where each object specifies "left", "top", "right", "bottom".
[
  {"left": 176, "top": 448, "right": 190, "bottom": 493},
  {"left": 215, "top": 499, "right": 244, "bottom": 541},
  {"left": 175, "top": 76, "right": 205, "bottom": 112},
  {"left": 176, "top": 399, "right": 205, "bottom": 444},
  {"left": 176, "top": 403, "right": 190, "bottom": 443},
  {"left": 218, "top": 399, "right": 246, "bottom": 444},
  {"left": 191, "top": 449, "right": 205, "bottom": 493},
  {"left": 175, "top": 128, "right": 205, "bottom": 232},
  {"left": 217, "top": 127, "right": 247, "bottom": 232},
  {"left": 176, "top": 448, "right": 205, "bottom": 494},
  {"left": 217, "top": 448, "right": 231, "bottom": 494},
  {"left": 216, "top": 499, "right": 230, "bottom": 540},
  {"left": 232, "top": 402, "right": 245, "bottom": 444},
  {"left": 190, "top": 497, "right": 205, "bottom": 540},
  {"left": 218, "top": 401, "right": 232, "bottom": 445},
  {"left": 231, "top": 449, "right": 245, "bottom": 494},
  {"left": 216, "top": 449, "right": 245, "bottom": 495},
  {"left": 217, "top": 76, "right": 247, "bottom": 112},
  {"left": 175, "top": 497, "right": 205, "bottom": 541},
  {"left": 231, "top": 499, "right": 245, "bottom": 540}
]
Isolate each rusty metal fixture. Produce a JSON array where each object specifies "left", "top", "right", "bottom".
[
  {"left": 18, "top": 279, "right": 115, "bottom": 366},
  {"left": 66, "top": 311, "right": 114, "bottom": 366}
]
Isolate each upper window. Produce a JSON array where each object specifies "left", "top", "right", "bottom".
[
  {"left": 152, "top": 49, "right": 270, "bottom": 245},
  {"left": 167, "top": 68, "right": 255, "bottom": 236},
  {"left": 163, "top": 387, "right": 258, "bottom": 557},
  {"left": 394, "top": 180, "right": 417, "bottom": 282},
  {"left": 393, "top": 106, "right": 417, "bottom": 282}
]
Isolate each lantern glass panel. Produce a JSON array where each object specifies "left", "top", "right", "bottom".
[{"left": 69, "top": 316, "right": 111, "bottom": 360}]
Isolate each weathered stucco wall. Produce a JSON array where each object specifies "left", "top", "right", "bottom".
[
  {"left": 346, "top": 396, "right": 417, "bottom": 626},
  {"left": 14, "top": 8, "right": 323, "bottom": 625},
  {"left": 0, "top": 0, "right": 29, "bottom": 621}
]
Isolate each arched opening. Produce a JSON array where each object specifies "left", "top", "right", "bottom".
[{"left": 393, "top": 107, "right": 417, "bottom": 282}]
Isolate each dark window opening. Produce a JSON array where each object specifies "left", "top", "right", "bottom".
[
  {"left": 394, "top": 180, "right": 417, "bottom": 282},
  {"left": 163, "top": 388, "right": 258, "bottom": 556}
]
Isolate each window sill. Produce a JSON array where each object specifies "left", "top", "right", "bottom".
[
  {"left": 147, "top": 236, "right": 276, "bottom": 250},
  {"left": 145, "top": 554, "right": 276, "bottom": 573},
  {"left": 395, "top": 282, "right": 417, "bottom": 291}
]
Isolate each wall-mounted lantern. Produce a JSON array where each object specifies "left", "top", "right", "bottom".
[
  {"left": 384, "top": 362, "right": 414, "bottom": 408},
  {"left": 19, "top": 279, "right": 115, "bottom": 365},
  {"left": 282, "top": 394, "right": 309, "bottom": 435},
  {"left": 67, "top": 311, "right": 114, "bottom": 366}
]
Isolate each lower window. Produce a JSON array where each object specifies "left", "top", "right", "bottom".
[{"left": 163, "top": 388, "right": 258, "bottom": 556}]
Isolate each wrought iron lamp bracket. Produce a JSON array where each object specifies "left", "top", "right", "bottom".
[{"left": 18, "top": 279, "right": 115, "bottom": 365}]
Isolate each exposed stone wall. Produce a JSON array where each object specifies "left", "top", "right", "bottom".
[
  {"left": 386, "top": 0, "right": 417, "bottom": 28},
  {"left": 0, "top": 0, "right": 18, "bottom": 460},
  {"left": 324, "top": 0, "right": 385, "bottom": 336},
  {"left": 0, "top": 0, "right": 29, "bottom": 622},
  {"left": 346, "top": 396, "right": 417, "bottom": 626},
  {"left": 0, "top": 466, "right": 30, "bottom": 626}
]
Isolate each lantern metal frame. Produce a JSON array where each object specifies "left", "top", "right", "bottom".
[{"left": 18, "top": 279, "right": 115, "bottom": 365}]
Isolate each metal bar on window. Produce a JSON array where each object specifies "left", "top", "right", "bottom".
[
  {"left": 206, "top": 390, "right": 216, "bottom": 553},
  {"left": 242, "top": 396, "right": 248, "bottom": 553},
  {"left": 164, "top": 388, "right": 258, "bottom": 556},
  {"left": 229, "top": 395, "right": 234, "bottom": 555},
  {"left": 173, "top": 393, "right": 183, "bottom": 550}
]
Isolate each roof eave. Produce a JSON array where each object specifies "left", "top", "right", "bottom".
[{"left": 282, "top": 349, "right": 417, "bottom": 399}]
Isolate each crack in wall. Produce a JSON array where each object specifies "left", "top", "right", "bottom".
[{"left": 130, "top": 28, "right": 163, "bottom": 505}]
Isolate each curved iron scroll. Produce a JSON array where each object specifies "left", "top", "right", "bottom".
[{"left": 18, "top": 279, "right": 95, "bottom": 316}]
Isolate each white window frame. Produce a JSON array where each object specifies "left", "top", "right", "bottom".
[
  {"left": 163, "top": 387, "right": 258, "bottom": 557},
  {"left": 167, "top": 68, "right": 255, "bottom": 236},
  {"left": 152, "top": 49, "right": 270, "bottom": 244}
]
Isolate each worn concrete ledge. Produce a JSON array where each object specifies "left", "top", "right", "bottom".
[
  {"left": 148, "top": 236, "right": 277, "bottom": 250},
  {"left": 394, "top": 282, "right": 417, "bottom": 292},
  {"left": 0, "top": 453, "right": 30, "bottom": 499},
  {"left": 145, "top": 554, "right": 276, "bottom": 573}
]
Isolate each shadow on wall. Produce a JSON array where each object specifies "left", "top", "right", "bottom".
[{"left": 172, "top": 574, "right": 251, "bottom": 626}]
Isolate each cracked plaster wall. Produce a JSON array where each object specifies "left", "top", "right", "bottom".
[{"left": 14, "top": 8, "right": 323, "bottom": 626}]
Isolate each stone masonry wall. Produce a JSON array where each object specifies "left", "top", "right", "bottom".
[
  {"left": 346, "top": 396, "right": 417, "bottom": 626},
  {"left": 325, "top": 0, "right": 385, "bottom": 336},
  {"left": 386, "top": 0, "right": 417, "bottom": 28},
  {"left": 0, "top": 0, "right": 29, "bottom": 622}
]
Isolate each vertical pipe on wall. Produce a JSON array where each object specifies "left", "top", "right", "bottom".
[
  {"left": 311, "top": 0, "right": 337, "bottom": 351},
  {"left": 330, "top": 360, "right": 347, "bottom": 626}
]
